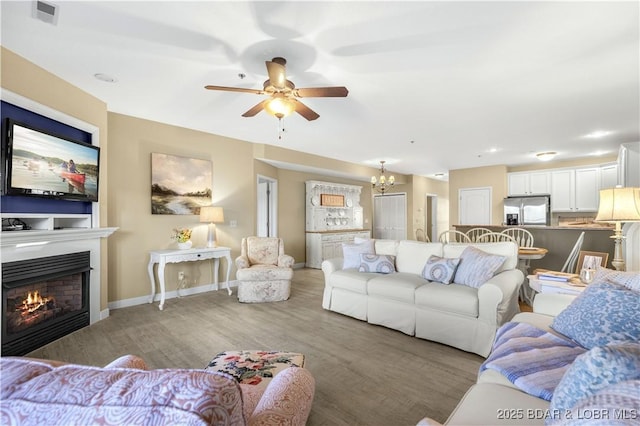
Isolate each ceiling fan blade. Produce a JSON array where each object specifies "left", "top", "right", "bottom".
[
  {"left": 294, "top": 100, "right": 320, "bottom": 121},
  {"left": 266, "top": 60, "right": 287, "bottom": 89},
  {"left": 295, "top": 87, "right": 349, "bottom": 98},
  {"left": 242, "top": 100, "right": 269, "bottom": 117},
  {"left": 205, "top": 85, "right": 264, "bottom": 95}
]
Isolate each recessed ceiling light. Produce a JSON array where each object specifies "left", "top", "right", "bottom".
[
  {"left": 487, "top": 147, "right": 499, "bottom": 153},
  {"left": 584, "top": 130, "right": 612, "bottom": 139},
  {"left": 590, "top": 150, "right": 608, "bottom": 156},
  {"left": 94, "top": 73, "right": 118, "bottom": 83},
  {"left": 536, "top": 151, "right": 557, "bottom": 161}
]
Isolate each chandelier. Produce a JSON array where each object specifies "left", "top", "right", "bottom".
[{"left": 371, "top": 161, "right": 395, "bottom": 194}]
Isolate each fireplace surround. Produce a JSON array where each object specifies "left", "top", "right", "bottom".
[{"left": 2, "top": 252, "right": 91, "bottom": 356}]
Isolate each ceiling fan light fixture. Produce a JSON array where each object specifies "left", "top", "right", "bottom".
[
  {"left": 536, "top": 151, "right": 557, "bottom": 161},
  {"left": 264, "top": 97, "right": 296, "bottom": 119}
]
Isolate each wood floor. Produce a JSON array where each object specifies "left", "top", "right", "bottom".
[{"left": 27, "top": 268, "right": 484, "bottom": 425}]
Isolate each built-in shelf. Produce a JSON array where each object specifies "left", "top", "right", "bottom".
[{"left": 1, "top": 213, "right": 116, "bottom": 247}]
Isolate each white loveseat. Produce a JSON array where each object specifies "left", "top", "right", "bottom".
[{"left": 321, "top": 239, "right": 524, "bottom": 357}]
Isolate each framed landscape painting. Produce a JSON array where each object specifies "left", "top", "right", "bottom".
[{"left": 151, "top": 153, "right": 212, "bottom": 215}]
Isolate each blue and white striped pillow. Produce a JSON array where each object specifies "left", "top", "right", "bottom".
[{"left": 453, "top": 246, "right": 506, "bottom": 288}]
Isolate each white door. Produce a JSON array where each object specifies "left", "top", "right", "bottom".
[
  {"left": 257, "top": 176, "right": 277, "bottom": 237},
  {"left": 459, "top": 187, "right": 491, "bottom": 225},
  {"left": 373, "top": 193, "right": 407, "bottom": 239}
]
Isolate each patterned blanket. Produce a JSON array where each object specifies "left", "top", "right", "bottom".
[{"left": 480, "top": 322, "right": 586, "bottom": 401}]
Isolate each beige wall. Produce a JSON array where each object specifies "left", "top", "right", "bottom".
[
  {"left": 449, "top": 165, "right": 508, "bottom": 226},
  {"left": 1, "top": 47, "right": 111, "bottom": 311},
  {"left": 410, "top": 175, "right": 449, "bottom": 241}
]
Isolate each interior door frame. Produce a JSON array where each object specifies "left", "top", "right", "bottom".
[{"left": 256, "top": 175, "right": 278, "bottom": 237}]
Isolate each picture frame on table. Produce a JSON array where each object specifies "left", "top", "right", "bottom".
[{"left": 575, "top": 250, "right": 609, "bottom": 273}]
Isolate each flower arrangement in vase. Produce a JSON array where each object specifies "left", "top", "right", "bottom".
[{"left": 172, "top": 228, "right": 193, "bottom": 249}]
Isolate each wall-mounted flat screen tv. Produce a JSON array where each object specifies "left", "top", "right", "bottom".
[{"left": 2, "top": 119, "right": 100, "bottom": 202}]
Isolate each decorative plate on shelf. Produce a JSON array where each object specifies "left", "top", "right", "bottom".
[
  {"left": 346, "top": 199, "right": 353, "bottom": 207},
  {"left": 310, "top": 196, "right": 320, "bottom": 206}
]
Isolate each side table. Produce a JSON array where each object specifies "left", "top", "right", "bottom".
[
  {"left": 148, "top": 247, "right": 232, "bottom": 310},
  {"left": 528, "top": 274, "right": 586, "bottom": 296}
]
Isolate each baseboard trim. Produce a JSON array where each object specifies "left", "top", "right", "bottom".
[{"left": 108, "top": 280, "right": 239, "bottom": 310}]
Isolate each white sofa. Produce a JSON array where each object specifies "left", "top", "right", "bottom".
[
  {"left": 321, "top": 240, "right": 524, "bottom": 357},
  {"left": 419, "top": 277, "right": 640, "bottom": 425}
]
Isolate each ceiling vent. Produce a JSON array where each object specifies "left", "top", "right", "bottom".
[{"left": 32, "top": 0, "right": 59, "bottom": 25}]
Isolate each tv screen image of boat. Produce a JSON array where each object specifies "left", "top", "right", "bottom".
[{"left": 3, "top": 119, "right": 100, "bottom": 202}]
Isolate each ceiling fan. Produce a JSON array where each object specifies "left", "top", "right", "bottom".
[{"left": 205, "top": 57, "right": 348, "bottom": 121}]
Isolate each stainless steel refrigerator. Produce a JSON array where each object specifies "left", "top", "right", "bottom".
[{"left": 503, "top": 195, "right": 550, "bottom": 226}]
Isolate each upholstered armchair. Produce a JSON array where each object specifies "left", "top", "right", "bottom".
[{"left": 236, "top": 236, "right": 295, "bottom": 303}]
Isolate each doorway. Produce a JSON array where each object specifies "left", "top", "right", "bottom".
[
  {"left": 425, "top": 194, "right": 438, "bottom": 242},
  {"left": 257, "top": 175, "right": 278, "bottom": 237},
  {"left": 373, "top": 193, "right": 407, "bottom": 240}
]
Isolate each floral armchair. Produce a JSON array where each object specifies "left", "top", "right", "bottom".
[{"left": 235, "top": 237, "right": 295, "bottom": 303}]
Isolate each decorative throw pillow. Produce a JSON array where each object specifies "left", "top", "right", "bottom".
[
  {"left": 548, "top": 380, "right": 640, "bottom": 425},
  {"left": 453, "top": 246, "right": 507, "bottom": 288},
  {"left": 594, "top": 266, "right": 640, "bottom": 292},
  {"left": 342, "top": 239, "right": 375, "bottom": 269},
  {"left": 548, "top": 343, "right": 640, "bottom": 423},
  {"left": 421, "top": 255, "right": 461, "bottom": 284},
  {"left": 358, "top": 254, "right": 396, "bottom": 274},
  {"left": 551, "top": 281, "right": 640, "bottom": 349}
]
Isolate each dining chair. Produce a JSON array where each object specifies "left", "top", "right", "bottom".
[
  {"left": 501, "top": 228, "right": 534, "bottom": 247},
  {"left": 438, "top": 230, "right": 471, "bottom": 243},
  {"left": 476, "top": 232, "right": 518, "bottom": 243},
  {"left": 416, "top": 228, "right": 428, "bottom": 242},
  {"left": 465, "top": 227, "right": 493, "bottom": 242},
  {"left": 561, "top": 231, "right": 586, "bottom": 274}
]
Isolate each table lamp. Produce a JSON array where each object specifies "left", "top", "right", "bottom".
[
  {"left": 594, "top": 187, "right": 640, "bottom": 271},
  {"left": 199, "top": 206, "right": 224, "bottom": 248}
]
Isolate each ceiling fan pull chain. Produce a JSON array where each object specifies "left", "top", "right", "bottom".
[{"left": 277, "top": 117, "right": 285, "bottom": 140}]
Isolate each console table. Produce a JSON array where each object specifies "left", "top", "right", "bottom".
[{"left": 147, "top": 247, "right": 232, "bottom": 310}]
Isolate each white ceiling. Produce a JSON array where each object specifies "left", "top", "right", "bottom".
[{"left": 2, "top": 1, "right": 638, "bottom": 180}]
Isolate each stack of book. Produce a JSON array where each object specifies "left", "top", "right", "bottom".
[
  {"left": 532, "top": 269, "right": 585, "bottom": 294},
  {"left": 536, "top": 271, "right": 576, "bottom": 282}
]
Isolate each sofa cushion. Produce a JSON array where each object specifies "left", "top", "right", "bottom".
[
  {"left": 1, "top": 364, "right": 245, "bottom": 425},
  {"left": 548, "top": 343, "right": 640, "bottom": 418},
  {"left": 550, "top": 380, "right": 640, "bottom": 426},
  {"left": 0, "top": 358, "right": 55, "bottom": 399},
  {"left": 342, "top": 239, "right": 375, "bottom": 269},
  {"left": 444, "top": 242, "right": 518, "bottom": 272},
  {"left": 367, "top": 272, "right": 426, "bottom": 303},
  {"left": 415, "top": 282, "right": 479, "bottom": 318},
  {"left": 421, "top": 255, "right": 461, "bottom": 284},
  {"left": 396, "top": 241, "right": 443, "bottom": 275},
  {"left": 594, "top": 266, "right": 640, "bottom": 291},
  {"left": 551, "top": 281, "right": 640, "bottom": 349},
  {"left": 358, "top": 254, "right": 396, "bottom": 273},
  {"left": 374, "top": 239, "right": 400, "bottom": 256},
  {"left": 236, "top": 264, "right": 294, "bottom": 281},
  {"left": 452, "top": 246, "right": 507, "bottom": 288},
  {"left": 247, "top": 236, "right": 280, "bottom": 265},
  {"left": 329, "top": 269, "right": 378, "bottom": 294}
]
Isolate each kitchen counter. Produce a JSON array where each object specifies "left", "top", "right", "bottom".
[{"left": 453, "top": 225, "right": 615, "bottom": 272}]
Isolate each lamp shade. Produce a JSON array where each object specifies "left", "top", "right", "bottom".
[
  {"left": 264, "top": 97, "right": 296, "bottom": 119},
  {"left": 595, "top": 187, "right": 640, "bottom": 222},
  {"left": 200, "top": 206, "right": 224, "bottom": 223}
]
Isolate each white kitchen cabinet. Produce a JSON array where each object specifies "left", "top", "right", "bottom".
[
  {"left": 305, "top": 231, "right": 371, "bottom": 269},
  {"left": 551, "top": 167, "right": 600, "bottom": 212},
  {"left": 551, "top": 170, "right": 575, "bottom": 212},
  {"left": 600, "top": 163, "right": 618, "bottom": 190},
  {"left": 574, "top": 167, "right": 599, "bottom": 211},
  {"left": 507, "top": 171, "right": 550, "bottom": 196}
]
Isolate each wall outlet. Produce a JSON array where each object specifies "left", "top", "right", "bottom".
[
  {"left": 230, "top": 220, "right": 237, "bottom": 228},
  {"left": 178, "top": 271, "right": 185, "bottom": 280}
]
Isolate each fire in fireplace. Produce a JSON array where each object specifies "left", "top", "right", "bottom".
[{"left": 2, "top": 251, "right": 90, "bottom": 356}]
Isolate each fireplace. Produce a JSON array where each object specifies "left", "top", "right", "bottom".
[{"left": 2, "top": 251, "right": 90, "bottom": 356}]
